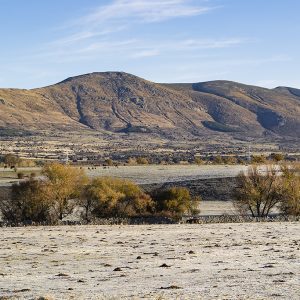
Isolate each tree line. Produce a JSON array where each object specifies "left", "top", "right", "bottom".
[
  {"left": 0, "top": 163, "right": 200, "bottom": 224},
  {"left": 0, "top": 162, "right": 299, "bottom": 225}
]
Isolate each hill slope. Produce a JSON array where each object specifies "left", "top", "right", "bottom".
[{"left": 0, "top": 72, "right": 299, "bottom": 142}]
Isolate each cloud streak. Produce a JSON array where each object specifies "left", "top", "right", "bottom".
[{"left": 81, "top": 0, "right": 215, "bottom": 25}]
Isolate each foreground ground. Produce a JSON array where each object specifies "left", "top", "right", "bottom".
[{"left": 0, "top": 223, "right": 299, "bottom": 299}]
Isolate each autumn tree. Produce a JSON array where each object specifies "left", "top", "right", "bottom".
[
  {"left": 80, "top": 177, "right": 154, "bottom": 219},
  {"left": 213, "top": 155, "right": 223, "bottom": 164},
  {"left": 279, "top": 164, "right": 300, "bottom": 216},
  {"left": 3, "top": 154, "right": 20, "bottom": 167},
  {"left": 0, "top": 179, "right": 52, "bottom": 223},
  {"left": 233, "top": 165, "right": 282, "bottom": 217},
  {"left": 251, "top": 155, "right": 267, "bottom": 164},
  {"left": 152, "top": 187, "right": 200, "bottom": 218},
  {"left": 42, "top": 163, "right": 87, "bottom": 220},
  {"left": 269, "top": 153, "right": 285, "bottom": 162},
  {"left": 136, "top": 157, "right": 149, "bottom": 165}
]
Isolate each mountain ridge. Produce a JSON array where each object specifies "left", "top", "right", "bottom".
[{"left": 0, "top": 72, "right": 299, "bottom": 143}]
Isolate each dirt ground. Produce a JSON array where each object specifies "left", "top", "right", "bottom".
[{"left": 0, "top": 222, "right": 299, "bottom": 299}]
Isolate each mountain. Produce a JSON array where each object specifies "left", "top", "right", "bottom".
[{"left": 0, "top": 72, "right": 299, "bottom": 144}]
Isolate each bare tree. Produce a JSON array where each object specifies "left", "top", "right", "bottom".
[{"left": 233, "top": 165, "right": 282, "bottom": 217}]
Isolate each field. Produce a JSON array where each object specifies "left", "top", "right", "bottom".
[
  {"left": 0, "top": 222, "right": 299, "bottom": 299},
  {"left": 0, "top": 165, "right": 248, "bottom": 186},
  {"left": 84, "top": 165, "right": 248, "bottom": 184}
]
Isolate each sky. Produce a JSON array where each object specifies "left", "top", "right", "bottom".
[{"left": 0, "top": 0, "right": 300, "bottom": 89}]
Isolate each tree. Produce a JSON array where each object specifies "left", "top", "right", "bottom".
[
  {"left": 42, "top": 163, "right": 87, "bottom": 220},
  {"left": 269, "top": 153, "right": 285, "bottom": 162},
  {"left": 3, "top": 154, "right": 20, "bottom": 167},
  {"left": 136, "top": 157, "right": 149, "bottom": 165},
  {"left": 251, "top": 155, "right": 267, "bottom": 164},
  {"left": 233, "top": 165, "right": 282, "bottom": 217},
  {"left": 0, "top": 179, "right": 52, "bottom": 223},
  {"left": 152, "top": 187, "right": 200, "bottom": 218},
  {"left": 80, "top": 177, "right": 154, "bottom": 219},
  {"left": 279, "top": 164, "right": 300, "bottom": 216},
  {"left": 213, "top": 155, "right": 223, "bottom": 164},
  {"left": 104, "top": 158, "right": 114, "bottom": 166},
  {"left": 194, "top": 157, "right": 204, "bottom": 165},
  {"left": 223, "top": 156, "right": 238, "bottom": 165}
]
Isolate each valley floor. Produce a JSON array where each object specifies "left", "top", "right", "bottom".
[{"left": 0, "top": 223, "right": 299, "bottom": 299}]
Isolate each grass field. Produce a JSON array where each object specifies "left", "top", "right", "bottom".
[{"left": 0, "top": 165, "right": 248, "bottom": 186}]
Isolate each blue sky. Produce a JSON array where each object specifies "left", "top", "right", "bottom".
[{"left": 1, "top": 0, "right": 299, "bottom": 89}]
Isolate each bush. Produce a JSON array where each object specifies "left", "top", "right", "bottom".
[
  {"left": 251, "top": 155, "right": 267, "bottom": 164},
  {"left": 279, "top": 164, "right": 300, "bottom": 216},
  {"left": 136, "top": 157, "right": 149, "bottom": 165},
  {"left": 269, "top": 153, "right": 285, "bottom": 162},
  {"left": 42, "top": 163, "right": 88, "bottom": 220},
  {"left": 152, "top": 187, "right": 200, "bottom": 218},
  {"left": 194, "top": 157, "right": 203, "bottom": 165},
  {"left": 17, "top": 172, "right": 25, "bottom": 179},
  {"left": 0, "top": 179, "right": 53, "bottom": 224},
  {"left": 234, "top": 165, "right": 285, "bottom": 217},
  {"left": 213, "top": 155, "right": 223, "bottom": 164},
  {"left": 79, "top": 177, "right": 154, "bottom": 220}
]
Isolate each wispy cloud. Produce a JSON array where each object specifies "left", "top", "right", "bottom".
[
  {"left": 132, "top": 49, "right": 160, "bottom": 58},
  {"left": 43, "top": 0, "right": 220, "bottom": 61},
  {"left": 36, "top": 37, "right": 245, "bottom": 63},
  {"left": 80, "top": 0, "right": 216, "bottom": 25},
  {"left": 48, "top": 27, "right": 126, "bottom": 46}
]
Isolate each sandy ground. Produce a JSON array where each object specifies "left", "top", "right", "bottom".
[{"left": 0, "top": 223, "right": 299, "bottom": 300}]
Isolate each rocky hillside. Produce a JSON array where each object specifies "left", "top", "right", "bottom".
[{"left": 0, "top": 72, "right": 299, "bottom": 141}]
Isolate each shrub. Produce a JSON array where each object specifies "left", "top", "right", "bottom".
[
  {"left": 2, "top": 154, "right": 20, "bottom": 167},
  {"left": 213, "top": 155, "right": 223, "bottom": 164},
  {"left": 279, "top": 164, "right": 300, "bottom": 216},
  {"left": 42, "top": 163, "right": 88, "bottom": 220},
  {"left": 152, "top": 187, "right": 200, "bottom": 218},
  {"left": 269, "top": 153, "right": 285, "bottom": 162},
  {"left": 194, "top": 157, "right": 204, "bottom": 165},
  {"left": 136, "top": 157, "right": 149, "bottom": 165},
  {"left": 251, "top": 155, "right": 267, "bottom": 164},
  {"left": 0, "top": 179, "right": 53, "bottom": 224},
  {"left": 233, "top": 165, "right": 282, "bottom": 217},
  {"left": 17, "top": 172, "right": 25, "bottom": 179},
  {"left": 80, "top": 177, "right": 154, "bottom": 220},
  {"left": 104, "top": 159, "right": 114, "bottom": 166}
]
